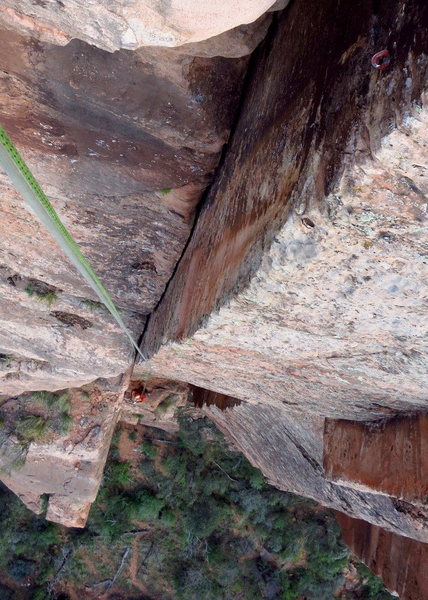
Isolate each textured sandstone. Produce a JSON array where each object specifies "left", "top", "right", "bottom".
[
  {"left": 0, "top": 264, "right": 143, "bottom": 395},
  {"left": 0, "top": 1, "right": 256, "bottom": 523},
  {"left": 0, "top": 29, "right": 247, "bottom": 312},
  {"left": 324, "top": 415, "right": 428, "bottom": 505},
  {"left": 174, "top": 14, "right": 273, "bottom": 59},
  {"left": 204, "top": 401, "right": 428, "bottom": 543},
  {"left": 0, "top": 26, "right": 248, "bottom": 392},
  {"left": 141, "top": 0, "right": 428, "bottom": 421},
  {"left": 0, "top": 0, "right": 270, "bottom": 528},
  {"left": 0, "top": 10, "right": 427, "bottom": 594},
  {"left": 0, "top": 0, "right": 284, "bottom": 51},
  {"left": 336, "top": 512, "right": 428, "bottom": 600},
  {"left": 138, "top": 0, "right": 428, "bottom": 543},
  {"left": 0, "top": 377, "right": 128, "bottom": 527}
]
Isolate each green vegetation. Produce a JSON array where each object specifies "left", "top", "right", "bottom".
[
  {"left": 356, "top": 564, "right": 397, "bottom": 599},
  {"left": 0, "top": 413, "right": 395, "bottom": 599},
  {"left": 58, "top": 412, "right": 73, "bottom": 435},
  {"left": 24, "top": 282, "right": 36, "bottom": 297},
  {"left": 160, "top": 187, "right": 172, "bottom": 195},
  {"left": 0, "top": 486, "right": 61, "bottom": 595},
  {"left": 0, "top": 391, "right": 73, "bottom": 470},
  {"left": 16, "top": 415, "right": 50, "bottom": 442},
  {"left": 29, "top": 391, "right": 73, "bottom": 434},
  {"left": 24, "top": 283, "right": 57, "bottom": 307},
  {"left": 141, "top": 438, "right": 158, "bottom": 458},
  {"left": 127, "top": 429, "right": 137, "bottom": 442},
  {"left": 35, "top": 391, "right": 71, "bottom": 412},
  {"left": 81, "top": 298, "right": 105, "bottom": 312}
]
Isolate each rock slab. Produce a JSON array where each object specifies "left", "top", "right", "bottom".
[
  {"left": 204, "top": 400, "right": 428, "bottom": 543},
  {"left": 324, "top": 415, "right": 428, "bottom": 505},
  {"left": 336, "top": 511, "right": 428, "bottom": 600},
  {"left": 0, "top": 24, "right": 249, "bottom": 392},
  {"left": 0, "top": 0, "right": 283, "bottom": 51},
  {"left": 141, "top": 0, "right": 428, "bottom": 421}
]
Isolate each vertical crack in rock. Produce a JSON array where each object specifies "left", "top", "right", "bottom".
[
  {"left": 139, "top": 0, "right": 428, "bottom": 420},
  {"left": 0, "top": 4, "right": 272, "bottom": 526},
  {"left": 0, "top": 23, "right": 252, "bottom": 391},
  {"left": 137, "top": 14, "right": 281, "bottom": 351}
]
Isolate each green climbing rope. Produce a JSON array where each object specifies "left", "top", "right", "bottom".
[{"left": 0, "top": 125, "right": 145, "bottom": 360}]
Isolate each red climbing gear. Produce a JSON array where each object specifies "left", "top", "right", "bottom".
[
  {"left": 131, "top": 390, "right": 147, "bottom": 403},
  {"left": 371, "top": 49, "right": 390, "bottom": 70}
]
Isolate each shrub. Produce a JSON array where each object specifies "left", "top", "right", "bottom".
[
  {"left": 32, "top": 586, "right": 50, "bottom": 600},
  {"left": 135, "top": 490, "right": 165, "bottom": 521},
  {"left": 58, "top": 412, "right": 73, "bottom": 434},
  {"left": 357, "top": 564, "right": 396, "bottom": 599},
  {"left": 0, "top": 584, "right": 13, "bottom": 600},
  {"left": 141, "top": 439, "right": 158, "bottom": 458},
  {"left": 8, "top": 557, "right": 37, "bottom": 583},
  {"left": 50, "top": 392, "right": 71, "bottom": 412},
  {"left": 184, "top": 499, "right": 229, "bottom": 538},
  {"left": 33, "top": 390, "right": 71, "bottom": 412},
  {"left": 31, "top": 391, "right": 53, "bottom": 404},
  {"left": 104, "top": 461, "right": 132, "bottom": 488},
  {"left": 128, "top": 430, "right": 137, "bottom": 442},
  {"left": 16, "top": 415, "right": 50, "bottom": 442},
  {"left": 161, "top": 509, "right": 177, "bottom": 526}
]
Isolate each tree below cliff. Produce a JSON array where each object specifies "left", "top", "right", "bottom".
[{"left": 0, "top": 413, "right": 394, "bottom": 600}]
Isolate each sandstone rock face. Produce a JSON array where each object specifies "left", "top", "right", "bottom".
[
  {"left": 0, "top": 25, "right": 248, "bottom": 392},
  {"left": 0, "top": 8, "right": 427, "bottom": 591},
  {"left": 204, "top": 401, "right": 428, "bottom": 543},
  {"left": 0, "top": 0, "right": 270, "bottom": 529},
  {"left": 336, "top": 512, "right": 428, "bottom": 600},
  {"left": 0, "top": 0, "right": 256, "bottom": 526},
  {"left": 0, "top": 0, "right": 283, "bottom": 51},
  {"left": 139, "top": 0, "right": 428, "bottom": 542},
  {"left": 324, "top": 415, "right": 428, "bottom": 505},
  {"left": 120, "top": 378, "right": 189, "bottom": 433},
  {"left": 0, "top": 376, "right": 128, "bottom": 527},
  {"left": 0, "top": 266, "right": 142, "bottom": 395},
  {"left": 141, "top": 0, "right": 428, "bottom": 421}
]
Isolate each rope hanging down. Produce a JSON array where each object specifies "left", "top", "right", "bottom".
[{"left": 0, "top": 125, "right": 146, "bottom": 361}]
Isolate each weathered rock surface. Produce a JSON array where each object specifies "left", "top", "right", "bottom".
[
  {"left": 336, "top": 512, "right": 428, "bottom": 600},
  {"left": 138, "top": 0, "right": 428, "bottom": 545},
  {"left": 0, "top": 0, "right": 264, "bottom": 526},
  {"left": 141, "top": 0, "right": 428, "bottom": 421},
  {"left": 0, "top": 0, "right": 276, "bottom": 529},
  {"left": 0, "top": 0, "right": 284, "bottom": 51},
  {"left": 0, "top": 376, "right": 128, "bottom": 527},
  {"left": 0, "top": 13, "right": 427, "bottom": 600},
  {"left": 120, "top": 378, "right": 189, "bottom": 433},
  {"left": 0, "top": 266, "right": 143, "bottom": 395},
  {"left": 0, "top": 24, "right": 249, "bottom": 392},
  {"left": 204, "top": 401, "right": 428, "bottom": 543},
  {"left": 324, "top": 415, "right": 428, "bottom": 505}
]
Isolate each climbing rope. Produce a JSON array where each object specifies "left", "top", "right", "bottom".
[{"left": 0, "top": 125, "right": 145, "bottom": 360}]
